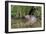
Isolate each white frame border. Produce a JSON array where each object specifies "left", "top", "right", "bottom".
[{"left": 8, "top": 2, "right": 44, "bottom": 32}]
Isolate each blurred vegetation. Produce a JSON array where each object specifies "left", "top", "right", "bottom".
[
  {"left": 11, "top": 5, "right": 41, "bottom": 28},
  {"left": 11, "top": 5, "right": 32, "bottom": 18}
]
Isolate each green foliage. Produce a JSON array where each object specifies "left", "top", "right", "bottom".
[
  {"left": 11, "top": 5, "right": 41, "bottom": 18},
  {"left": 11, "top": 5, "right": 32, "bottom": 17},
  {"left": 32, "top": 6, "right": 41, "bottom": 17}
]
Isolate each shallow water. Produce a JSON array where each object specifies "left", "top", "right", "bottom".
[{"left": 11, "top": 18, "right": 41, "bottom": 29}]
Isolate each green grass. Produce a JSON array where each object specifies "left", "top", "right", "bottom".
[{"left": 11, "top": 5, "right": 41, "bottom": 29}]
